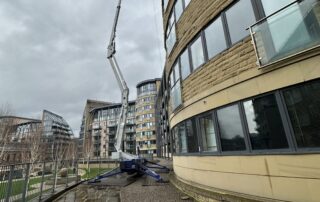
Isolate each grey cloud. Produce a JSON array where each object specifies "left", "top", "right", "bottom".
[{"left": 0, "top": 0, "right": 165, "bottom": 136}]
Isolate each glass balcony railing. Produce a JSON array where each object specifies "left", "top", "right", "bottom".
[{"left": 250, "top": 0, "right": 320, "bottom": 67}]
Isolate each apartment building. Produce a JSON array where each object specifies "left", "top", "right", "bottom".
[
  {"left": 159, "top": 0, "right": 320, "bottom": 201},
  {"left": 81, "top": 100, "right": 136, "bottom": 158},
  {"left": 135, "top": 79, "right": 161, "bottom": 157}
]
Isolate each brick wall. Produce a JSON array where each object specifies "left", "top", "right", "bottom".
[
  {"left": 163, "top": 0, "right": 258, "bottom": 111},
  {"left": 182, "top": 37, "right": 257, "bottom": 101}
]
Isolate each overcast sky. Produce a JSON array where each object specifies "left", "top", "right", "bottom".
[{"left": 0, "top": 0, "right": 165, "bottom": 136}]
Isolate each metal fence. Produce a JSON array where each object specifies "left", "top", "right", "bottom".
[{"left": 0, "top": 159, "right": 79, "bottom": 202}]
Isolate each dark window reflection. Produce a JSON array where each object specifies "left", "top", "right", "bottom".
[
  {"left": 217, "top": 104, "right": 246, "bottom": 151},
  {"left": 284, "top": 81, "right": 320, "bottom": 148},
  {"left": 186, "top": 119, "right": 199, "bottom": 153},
  {"left": 243, "top": 94, "right": 288, "bottom": 150}
]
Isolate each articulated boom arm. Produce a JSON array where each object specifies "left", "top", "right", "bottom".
[
  {"left": 88, "top": 0, "right": 170, "bottom": 184},
  {"left": 107, "top": 0, "right": 129, "bottom": 154}
]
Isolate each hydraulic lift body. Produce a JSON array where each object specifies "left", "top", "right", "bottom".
[{"left": 89, "top": 0, "right": 168, "bottom": 183}]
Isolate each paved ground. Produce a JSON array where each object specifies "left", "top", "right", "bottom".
[{"left": 54, "top": 159, "right": 194, "bottom": 202}]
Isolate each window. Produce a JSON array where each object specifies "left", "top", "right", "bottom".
[
  {"left": 184, "top": 0, "right": 191, "bottom": 7},
  {"left": 178, "top": 123, "right": 188, "bottom": 153},
  {"left": 261, "top": 0, "right": 295, "bottom": 16},
  {"left": 185, "top": 119, "right": 198, "bottom": 153},
  {"left": 180, "top": 49, "right": 191, "bottom": 80},
  {"left": 225, "top": 0, "right": 256, "bottom": 44},
  {"left": 170, "top": 63, "right": 182, "bottom": 110},
  {"left": 204, "top": 16, "right": 227, "bottom": 59},
  {"left": 190, "top": 35, "right": 205, "bottom": 69},
  {"left": 163, "top": 0, "right": 169, "bottom": 11},
  {"left": 283, "top": 81, "right": 320, "bottom": 148},
  {"left": 175, "top": 0, "right": 184, "bottom": 20},
  {"left": 199, "top": 115, "right": 217, "bottom": 152},
  {"left": 217, "top": 104, "right": 246, "bottom": 151},
  {"left": 166, "top": 12, "right": 176, "bottom": 53},
  {"left": 243, "top": 94, "right": 289, "bottom": 150}
]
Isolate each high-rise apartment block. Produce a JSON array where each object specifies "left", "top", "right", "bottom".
[{"left": 135, "top": 79, "right": 161, "bottom": 157}]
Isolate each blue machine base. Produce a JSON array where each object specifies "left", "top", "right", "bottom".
[{"left": 88, "top": 158, "right": 170, "bottom": 184}]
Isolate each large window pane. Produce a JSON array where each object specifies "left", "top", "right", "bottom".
[
  {"left": 205, "top": 17, "right": 227, "bottom": 59},
  {"left": 217, "top": 104, "right": 246, "bottom": 151},
  {"left": 199, "top": 115, "right": 217, "bottom": 152},
  {"left": 243, "top": 94, "right": 289, "bottom": 150},
  {"left": 166, "top": 13, "right": 176, "bottom": 53},
  {"left": 283, "top": 81, "right": 320, "bottom": 148},
  {"left": 261, "top": 0, "right": 295, "bottom": 16},
  {"left": 186, "top": 119, "right": 198, "bottom": 153},
  {"left": 174, "top": 63, "right": 180, "bottom": 81},
  {"left": 190, "top": 36, "right": 205, "bottom": 69},
  {"left": 184, "top": 0, "right": 191, "bottom": 7},
  {"left": 175, "top": 0, "right": 184, "bottom": 20},
  {"left": 166, "top": 26, "right": 176, "bottom": 53},
  {"left": 180, "top": 49, "right": 191, "bottom": 80},
  {"left": 173, "top": 127, "right": 179, "bottom": 153},
  {"left": 226, "top": 0, "right": 256, "bottom": 44},
  {"left": 171, "top": 81, "right": 182, "bottom": 110},
  {"left": 163, "top": 0, "right": 169, "bottom": 11},
  {"left": 178, "top": 123, "right": 187, "bottom": 153}
]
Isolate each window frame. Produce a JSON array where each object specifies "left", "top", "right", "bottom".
[
  {"left": 203, "top": 15, "right": 229, "bottom": 61},
  {"left": 169, "top": 60, "right": 183, "bottom": 111},
  {"left": 279, "top": 80, "right": 320, "bottom": 152},
  {"left": 196, "top": 112, "right": 220, "bottom": 155},
  {"left": 179, "top": 47, "right": 192, "bottom": 80},
  {"left": 215, "top": 102, "right": 250, "bottom": 154},
  {"left": 165, "top": 10, "right": 177, "bottom": 54},
  {"left": 239, "top": 91, "right": 295, "bottom": 154},
  {"left": 223, "top": 0, "right": 260, "bottom": 45},
  {"left": 189, "top": 33, "right": 207, "bottom": 71}
]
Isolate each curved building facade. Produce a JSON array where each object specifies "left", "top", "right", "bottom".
[
  {"left": 136, "top": 79, "right": 161, "bottom": 157},
  {"left": 161, "top": 0, "right": 320, "bottom": 201}
]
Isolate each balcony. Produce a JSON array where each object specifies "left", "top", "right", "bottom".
[
  {"left": 136, "top": 135, "right": 157, "bottom": 141},
  {"left": 139, "top": 144, "right": 157, "bottom": 150},
  {"left": 125, "top": 128, "right": 135, "bottom": 133},
  {"left": 250, "top": 0, "right": 320, "bottom": 67}
]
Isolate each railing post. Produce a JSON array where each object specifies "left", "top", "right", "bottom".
[
  {"left": 22, "top": 163, "right": 31, "bottom": 201},
  {"left": 76, "top": 159, "right": 79, "bottom": 183},
  {"left": 98, "top": 156, "right": 101, "bottom": 175},
  {"left": 52, "top": 159, "right": 58, "bottom": 194},
  {"left": 39, "top": 162, "right": 45, "bottom": 202},
  {"left": 65, "top": 160, "right": 69, "bottom": 188},
  {"left": 5, "top": 165, "right": 14, "bottom": 202}
]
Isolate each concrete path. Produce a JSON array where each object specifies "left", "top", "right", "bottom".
[{"left": 54, "top": 158, "right": 193, "bottom": 202}]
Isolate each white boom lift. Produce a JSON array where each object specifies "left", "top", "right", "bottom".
[
  {"left": 107, "top": 0, "right": 135, "bottom": 160},
  {"left": 89, "top": 0, "right": 169, "bottom": 183}
]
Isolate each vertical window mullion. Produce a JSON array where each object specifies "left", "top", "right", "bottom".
[
  {"left": 201, "top": 31, "right": 209, "bottom": 63},
  {"left": 275, "top": 90, "right": 297, "bottom": 151},
  {"left": 251, "top": 0, "right": 265, "bottom": 20},
  {"left": 239, "top": 101, "right": 252, "bottom": 152},
  {"left": 187, "top": 46, "right": 193, "bottom": 72},
  {"left": 221, "top": 12, "right": 232, "bottom": 48},
  {"left": 212, "top": 110, "right": 222, "bottom": 154},
  {"left": 195, "top": 116, "right": 202, "bottom": 153}
]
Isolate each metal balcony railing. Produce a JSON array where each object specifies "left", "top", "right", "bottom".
[
  {"left": 250, "top": 0, "right": 320, "bottom": 67},
  {"left": 0, "top": 159, "right": 79, "bottom": 202}
]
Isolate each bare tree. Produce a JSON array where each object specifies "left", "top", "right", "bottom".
[
  {"left": 66, "top": 139, "right": 78, "bottom": 164},
  {"left": 21, "top": 124, "right": 43, "bottom": 166},
  {"left": 0, "top": 104, "right": 14, "bottom": 163},
  {"left": 84, "top": 134, "right": 93, "bottom": 174}
]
